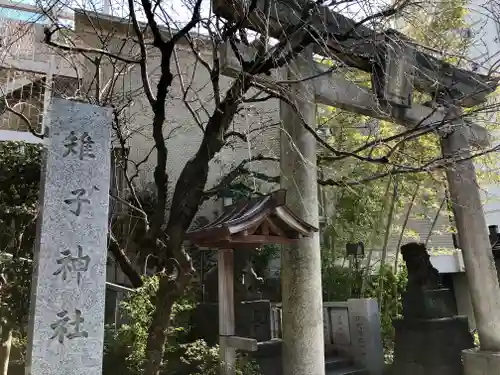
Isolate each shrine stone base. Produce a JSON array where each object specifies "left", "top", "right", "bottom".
[
  {"left": 190, "top": 300, "right": 272, "bottom": 345},
  {"left": 392, "top": 316, "right": 474, "bottom": 375},
  {"left": 463, "top": 348, "right": 500, "bottom": 375},
  {"left": 402, "top": 288, "right": 457, "bottom": 319}
]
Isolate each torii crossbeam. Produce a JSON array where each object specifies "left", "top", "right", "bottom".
[{"left": 214, "top": 0, "right": 498, "bottom": 106}]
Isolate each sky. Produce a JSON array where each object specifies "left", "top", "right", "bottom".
[{"left": 0, "top": 0, "right": 388, "bottom": 31}]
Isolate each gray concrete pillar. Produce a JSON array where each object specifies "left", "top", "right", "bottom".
[
  {"left": 441, "top": 123, "right": 500, "bottom": 351},
  {"left": 280, "top": 47, "right": 325, "bottom": 375}
]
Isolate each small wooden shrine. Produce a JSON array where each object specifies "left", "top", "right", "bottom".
[{"left": 185, "top": 189, "right": 317, "bottom": 375}]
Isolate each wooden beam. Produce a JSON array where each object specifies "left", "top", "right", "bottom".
[
  {"left": 213, "top": 0, "right": 497, "bottom": 106},
  {"left": 192, "top": 234, "right": 297, "bottom": 248},
  {"left": 220, "top": 42, "right": 490, "bottom": 149},
  {"left": 225, "top": 336, "right": 258, "bottom": 352}
]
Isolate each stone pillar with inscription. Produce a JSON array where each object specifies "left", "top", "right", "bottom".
[
  {"left": 26, "top": 99, "right": 112, "bottom": 375},
  {"left": 347, "top": 299, "right": 384, "bottom": 375}
]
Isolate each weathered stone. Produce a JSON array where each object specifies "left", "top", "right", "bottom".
[
  {"left": 26, "top": 99, "right": 112, "bottom": 375},
  {"left": 393, "top": 317, "right": 473, "bottom": 368},
  {"left": 347, "top": 298, "right": 384, "bottom": 375},
  {"left": 402, "top": 288, "right": 458, "bottom": 319},
  {"left": 463, "top": 348, "right": 500, "bottom": 375},
  {"left": 191, "top": 300, "right": 272, "bottom": 344},
  {"left": 237, "top": 300, "right": 272, "bottom": 342},
  {"left": 442, "top": 125, "right": 500, "bottom": 351},
  {"left": 395, "top": 239, "right": 474, "bottom": 375},
  {"left": 328, "top": 307, "right": 350, "bottom": 347},
  {"left": 280, "top": 47, "right": 325, "bottom": 375},
  {"left": 401, "top": 242, "right": 442, "bottom": 292}
]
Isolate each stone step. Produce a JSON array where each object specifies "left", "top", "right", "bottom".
[
  {"left": 325, "top": 356, "right": 353, "bottom": 371},
  {"left": 324, "top": 355, "right": 367, "bottom": 375},
  {"left": 325, "top": 366, "right": 368, "bottom": 375}
]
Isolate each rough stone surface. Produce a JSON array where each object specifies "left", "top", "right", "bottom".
[
  {"left": 26, "top": 99, "right": 112, "bottom": 375},
  {"left": 442, "top": 126, "right": 500, "bottom": 350},
  {"left": 280, "top": 47, "right": 325, "bottom": 375},
  {"left": 393, "top": 235, "right": 474, "bottom": 375},
  {"left": 402, "top": 288, "right": 458, "bottom": 319},
  {"left": 347, "top": 299, "right": 384, "bottom": 375},
  {"left": 191, "top": 300, "right": 272, "bottom": 344},
  {"left": 463, "top": 348, "right": 500, "bottom": 375},
  {"left": 238, "top": 300, "right": 272, "bottom": 341},
  {"left": 393, "top": 316, "right": 473, "bottom": 375},
  {"left": 327, "top": 307, "right": 351, "bottom": 347},
  {"left": 401, "top": 242, "right": 441, "bottom": 292}
]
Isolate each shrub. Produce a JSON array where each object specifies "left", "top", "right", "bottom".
[{"left": 103, "top": 276, "right": 261, "bottom": 375}]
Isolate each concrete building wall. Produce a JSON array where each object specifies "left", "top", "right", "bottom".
[{"left": 74, "top": 12, "right": 281, "bottom": 223}]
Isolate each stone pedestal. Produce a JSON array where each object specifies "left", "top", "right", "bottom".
[
  {"left": 393, "top": 316, "right": 473, "bottom": 375},
  {"left": 402, "top": 288, "right": 457, "bottom": 319},
  {"left": 191, "top": 300, "right": 272, "bottom": 345},
  {"left": 463, "top": 348, "right": 500, "bottom": 375},
  {"left": 393, "top": 288, "right": 474, "bottom": 375}
]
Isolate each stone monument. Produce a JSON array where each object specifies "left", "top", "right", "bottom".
[
  {"left": 392, "top": 242, "right": 474, "bottom": 375},
  {"left": 25, "top": 99, "right": 112, "bottom": 375}
]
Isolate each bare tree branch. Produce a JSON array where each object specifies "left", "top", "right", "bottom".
[
  {"left": 108, "top": 232, "right": 143, "bottom": 288},
  {"left": 44, "top": 26, "right": 142, "bottom": 64},
  {"left": 128, "top": 0, "right": 156, "bottom": 105}
]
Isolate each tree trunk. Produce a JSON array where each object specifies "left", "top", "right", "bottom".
[
  {"left": 142, "top": 77, "right": 251, "bottom": 375},
  {"left": 393, "top": 183, "right": 420, "bottom": 270},
  {"left": 108, "top": 238, "right": 143, "bottom": 287},
  {"left": 0, "top": 326, "right": 12, "bottom": 375},
  {"left": 360, "top": 176, "right": 392, "bottom": 296},
  {"left": 380, "top": 179, "right": 398, "bottom": 269},
  {"left": 377, "top": 179, "right": 398, "bottom": 303},
  {"left": 144, "top": 271, "right": 192, "bottom": 375},
  {"left": 424, "top": 197, "right": 446, "bottom": 247}
]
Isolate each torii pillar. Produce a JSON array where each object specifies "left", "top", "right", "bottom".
[
  {"left": 440, "top": 105, "right": 500, "bottom": 373},
  {"left": 280, "top": 47, "right": 325, "bottom": 375}
]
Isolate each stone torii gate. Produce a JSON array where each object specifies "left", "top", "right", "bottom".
[{"left": 214, "top": 1, "right": 500, "bottom": 375}]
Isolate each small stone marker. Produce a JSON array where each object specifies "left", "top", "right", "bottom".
[
  {"left": 26, "top": 99, "right": 112, "bottom": 375},
  {"left": 236, "top": 300, "right": 272, "bottom": 342},
  {"left": 329, "top": 308, "right": 351, "bottom": 346},
  {"left": 347, "top": 298, "right": 384, "bottom": 375}
]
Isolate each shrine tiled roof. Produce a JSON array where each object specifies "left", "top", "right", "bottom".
[{"left": 185, "top": 189, "right": 317, "bottom": 249}]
